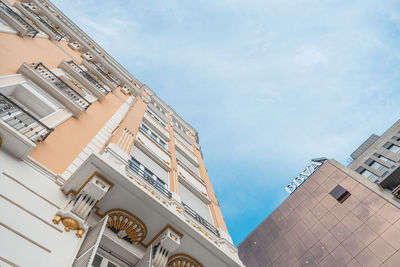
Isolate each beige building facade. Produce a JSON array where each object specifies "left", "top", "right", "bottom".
[{"left": 0, "top": 1, "right": 243, "bottom": 266}]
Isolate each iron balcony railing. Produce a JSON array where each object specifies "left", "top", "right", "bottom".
[
  {"left": 128, "top": 157, "right": 172, "bottom": 199},
  {"left": 0, "top": 0, "right": 38, "bottom": 38},
  {"left": 0, "top": 93, "right": 52, "bottom": 143},
  {"left": 182, "top": 202, "right": 220, "bottom": 237},
  {"left": 32, "top": 63, "right": 91, "bottom": 110},
  {"left": 21, "top": 3, "right": 64, "bottom": 41},
  {"left": 88, "top": 61, "right": 120, "bottom": 87},
  {"left": 66, "top": 61, "right": 109, "bottom": 95}
]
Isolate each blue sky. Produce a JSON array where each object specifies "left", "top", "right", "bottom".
[{"left": 53, "top": 0, "right": 400, "bottom": 245}]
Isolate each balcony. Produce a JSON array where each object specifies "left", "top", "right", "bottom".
[
  {"left": 0, "top": 0, "right": 38, "bottom": 38},
  {"left": 82, "top": 60, "right": 120, "bottom": 89},
  {"left": 182, "top": 202, "right": 220, "bottom": 237},
  {"left": 16, "top": 2, "right": 65, "bottom": 41},
  {"left": 128, "top": 157, "right": 172, "bottom": 199},
  {"left": 0, "top": 93, "right": 52, "bottom": 142},
  {"left": 59, "top": 60, "right": 109, "bottom": 99},
  {"left": 19, "top": 62, "right": 91, "bottom": 117},
  {"left": 62, "top": 150, "right": 242, "bottom": 266},
  {"left": 0, "top": 93, "right": 52, "bottom": 158}
]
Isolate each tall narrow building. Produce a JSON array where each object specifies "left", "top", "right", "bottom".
[
  {"left": 0, "top": 1, "right": 243, "bottom": 266},
  {"left": 348, "top": 119, "right": 400, "bottom": 198}
]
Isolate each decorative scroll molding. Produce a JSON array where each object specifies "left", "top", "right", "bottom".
[{"left": 167, "top": 254, "right": 203, "bottom": 267}]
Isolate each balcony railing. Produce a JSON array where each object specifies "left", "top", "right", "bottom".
[
  {"left": 128, "top": 157, "right": 172, "bottom": 199},
  {"left": 88, "top": 61, "right": 120, "bottom": 87},
  {"left": 32, "top": 63, "right": 91, "bottom": 110},
  {"left": 67, "top": 61, "right": 109, "bottom": 95},
  {"left": 0, "top": 0, "right": 38, "bottom": 38},
  {"left": 20, "top": 3, "right": 64, "bottom": 41},
  {"left": 182, "top": 202, "right": 220, "bottom": 237},
  {"left": 0, "top": 93, "right": 52, "bottom": 143}
]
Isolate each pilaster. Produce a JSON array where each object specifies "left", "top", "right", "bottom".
[
  {"left": 108, "top": 93, "right": 149, "bottom": 154},
  {"left": 167, "top": 114, "right": 180, "bottom": 195},
  {"left": 192, "top": 144, "right": 229, "bottom": 234}
]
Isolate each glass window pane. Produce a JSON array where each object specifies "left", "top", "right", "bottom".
[
  {"left": 92, "top": 254, "right": 103, "bottom": 267},
  {"left": 157, "top": 178, "right": 166, "bottom": 188},
  {"left": 378, "top": 155, "right": 395, "bottom": 165},
  {"left": 370, "top": 162, "right": 389, "bottom": 174},
  {"left": 140, "top": 124, "right": 148, "bottom": 132},
  {"left": 389, "top": 144, "right": 400, "bottom": 153},
  {"left": 361, "top": 170, "right": 379, "bottom": 183}
]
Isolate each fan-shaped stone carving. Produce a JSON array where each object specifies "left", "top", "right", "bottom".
[
  {"left": 167, "top": 254, "right": 203, "bottom": 267},
  {"left": 105, "top": 209, "right": 147, "bottom": 244}
]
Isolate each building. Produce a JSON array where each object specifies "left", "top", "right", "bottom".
[
  {"left": 0, "top": 0, "right": 243, "bottom": 266},
  {"left": 238, "top": 159, "right": 400, "bottom": 266},
  {"left": 348, "top": 119, "right": 400, "bottom": 197}
]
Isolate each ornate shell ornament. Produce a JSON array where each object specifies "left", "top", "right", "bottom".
[
  {"left": 105, "top": 209, "right": 147, "bottom": 244},
  {"left": 167, "top": 254, "right": 203, "bottom": 267}
]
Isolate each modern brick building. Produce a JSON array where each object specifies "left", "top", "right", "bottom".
[
  {"left": 238, "top": 160, "right": 400, "bottom": 267},
  {"left": 0, "top": 0, "right": 243, "bottom": 266}
]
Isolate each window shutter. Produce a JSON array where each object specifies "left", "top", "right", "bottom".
[{"left": 72, "top": 215, "right": 108, "bottom": 267}]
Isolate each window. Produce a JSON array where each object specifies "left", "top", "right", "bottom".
[
  {"left": 156, "top": 178, "right": 166, "bottom": 189},
  {"left": 92, "top": 254, "right": 103, "bottom": 267},
  {"left": 370, "top": 162, "right": 388, "bottom": 174},
  {"left": 131, "top": 157, "right": 167, "bottom": 188},
  {"left": 361, "top": 169, "right": 379, "bottom": 183},
  {"left": 92, "top": 253, "right": 120, "bottom": 267},
  {"left": 139, "top": 123, "right": 168, "bottom": 150},
  {"left": 130, "top": 157, "right": 140, "bottom": 169},
  {"left": 146, "top": 109, "right": 167, "bottom": 128},
  {"left": 377, "top": 155, "right": 396, "bottom": 165},
  {"left": 1, "top": 81, "right": 61, "bottom": 119},
  {"left": 179, "top": 182, "right": 212, "bottom": 223},
  {"left": 392, "top": 136, "right": 400, "bottom": 142},
  {"left": 384, "top": 142, "right": 400, "bottom": 154},
  {"left": 140, "top": 124, "right": 149, "bottom": 132},
  {"left": 330, "top": 185, "right": 351, "bottom": 203},
  {"left": 150, "top": 132, "right": 158, "bottom": 141},
  {"left": 159, "top": 139, "right": 167, "bottom": 148},
  {"left": 389, "top": 144, "right": 400, "bottom": 154},
  {"left": 368, "top": 161, "right": 389, "bottom": 174}
]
